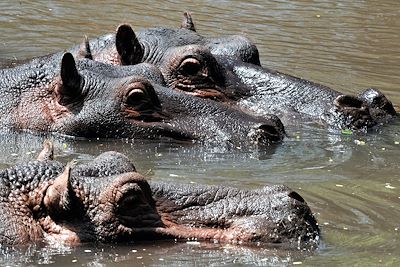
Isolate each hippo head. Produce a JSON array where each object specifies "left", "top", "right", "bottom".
[
  {"left": 24, "top": 145, "right": 319, "bottom": 247},
  {"left": 49, "top": 53, "right": 193, "bottom": 140},
  {"left": 70, "top": 56, "right": 286, "bottom": 146},
  {"left": 111, "top": 24, "right": 258, "bottom": 102},
  {"left": 111, "top": 21, "right": 260, "bottom": 66},
  {"left": 40, "top": 152, "right": 160, "bottom": 244},
  {"left": 108, "top": 23, "right": 396, "bottom": 131}
]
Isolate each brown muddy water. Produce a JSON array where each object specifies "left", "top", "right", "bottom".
[{"left": 0, "top": 1, "right": 399, "bottom": 266}]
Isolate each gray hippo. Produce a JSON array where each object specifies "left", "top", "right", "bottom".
[
  {"left": 77, "top": 12, "right": 260, "bottom": 67},
  {"left": 77, "top": 16, "right": 396, "bottom": 131},
  {"left": 0, "top": 52, "right": 285, "bottom": 146},
  {"left": 0, "top": 141, "right": 320, "bottom": 247}
]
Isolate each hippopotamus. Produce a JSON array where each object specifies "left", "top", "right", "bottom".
[
  {"left": 74, "top": 12, "right": 260, "bottom": 67},
  {"left": 119, "top": 24, "right": 397, "bottom": 131},
  {"left": 76, "top": 14, "right": 396, "bottom": 131},
  {"left": 0, "top": 51, "right": 284, "bottom": 146},
  {"left": 212, "top": 54, "right": 397, "bottom": 130},
  {"left": 0, "top": 141, "right": 320, "bottom": 247}
]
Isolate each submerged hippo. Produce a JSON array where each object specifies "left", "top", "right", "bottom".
[
  {"left": 76, "top": 12, "right": 260, "bottom": 67},
  {"left": 0, "top": 52, "right": 284, "bottom": 146},
  {"left": 76, "top": 56, "right": 285, "bottom": 146},
  {"left": 116, "top": 24, "right": 396, "bottom": 131},
  {"left": 77, "top": 15, "right": 396, "bottom": 131},
  {"left": 0, "top": 141, "right": 320, "bottom": 247}
]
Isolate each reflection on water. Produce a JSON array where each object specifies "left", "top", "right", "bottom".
[
  {"left": 0, "top": 0, "right": 399, "bottom": 266},
  {"left": 0, "top": 121, "right": 398, "bottom": 266},
  {"left": 0, "top": 241, "right": 318, "bottom": 267}
]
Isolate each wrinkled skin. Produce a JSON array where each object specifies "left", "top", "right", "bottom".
[
  {"left": 76, "top": 59, "right": 285, "bottom": 146},
  {"left": 0, "top": 52, "right": 284, "bottom": 146},
  {"left": 0, "top": 142, "right": 319, "bottom": 247},
  {"left": 0, "top": 52, "right": 188, "bottom": 140},
  {"left": 111, "top": 25, "right": 396, "bottom": 131},
  {"left": 217, "top": 56, "right": 397, "bottom": 130},
  {"left": 69, "top": 12, "right": 260, "bottom": 67},
  {"left": 78, "top": 15, "right": 396, "bottom": 131}
]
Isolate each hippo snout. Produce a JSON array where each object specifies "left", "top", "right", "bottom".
[
  {"left": 323, "top": 94, "right": 377, "bottom": 130},
  {"left": 248, "top": 118, "right": 285, "bottom": 145},
  {"left": 357, "top": 88, "right": 397, "bottom": 123},
  {"left": 249, "top": 124, "right": 284, "bottom": 144}
]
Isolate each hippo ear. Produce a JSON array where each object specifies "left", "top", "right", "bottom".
[
  {"left": 77, "top": 35, "right": 93, "bottom": 60},
  {"left": 116, "top": 24, "right": 143, "bottom": 65},
  {"left": 37, "top": 140, "right": 54, "bottom": 161},
  {"left": 43, "top": 162, "right": 75, "bottom": 215},
  {"left": 58, "top": 53, "right": 82, "bottom": 104},
  {"left": 181, "top": 11, "right": 196, "bottom": 32}
]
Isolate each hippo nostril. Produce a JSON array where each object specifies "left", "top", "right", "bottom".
[
  {"left": 358, "top": 88, "right": 397, "bottom": 116},
  {"left": 334, "top": 95, "right": 364, "bottom": 109},
  {"left": 259, "top": 124, "right": 278, "bottom": 135},
  {"left": 288, "top": 191, "right": 305, "bottom": 203},
  {"left": 251, "top": 124, "right": 283, "bottom": 144}
]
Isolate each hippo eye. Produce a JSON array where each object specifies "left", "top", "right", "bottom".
[
  {"left": 126, "top": 86, "right": 146, "bottom": 106},
  {"left": 179, "top": 58, "right": 202, "bottom": 76}
]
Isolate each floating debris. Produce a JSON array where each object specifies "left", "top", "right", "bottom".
[
  {"left": 385, "top": 183, "right": 395, "bottom": 189},
  {"left": 84, "top": 249, "right": 92, "bottom": 253},
  {"left": 395, "top": 141, "right": 399, "bottom": 145},
  {"left": 341, "top": 129, "right": 353, "bottom": 135},
  {"left": 354, "top": 140, "right": 366, "bottom": 146},
  {"left": 186, "top": 241, "right": 201, "bottom": 245},
  {"left": 293, "top": 262, "right": 303, "bottom": 265},
  {"left": 336, "top": 184, "right": 344, "bottom": 188}
]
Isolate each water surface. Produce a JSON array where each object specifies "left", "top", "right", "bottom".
[{"left": 0, "top": 1, "right": 399, "bottom": 266}]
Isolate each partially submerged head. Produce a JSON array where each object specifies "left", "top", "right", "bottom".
[
  {"left": 68, "top": 54, "right": 285, "bottom": 146},
  {"left": 111, "top": 24, "right": 256, "bottom": 102},
  {"left": 10, "top": 142, "right": 318, "bottom": 247},
  {"left": 323, "top": 91, "right": 397, "bottom": 131},
  {"left": 50, "top": 53, "right": 191, "bottom": 140}
]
